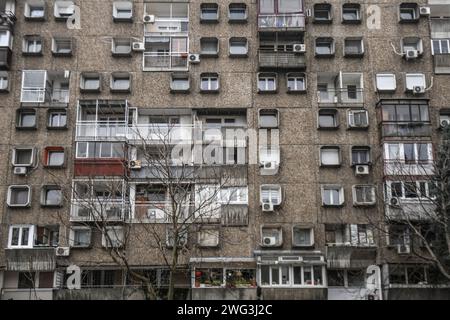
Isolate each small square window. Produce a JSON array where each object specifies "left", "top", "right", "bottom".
[
  {"left": 200, "top": 37, "right": 219, "bottom": 56},
  {"left": 318, "top": 109, "right": 338, "bottom": 129},
  {"left": 229, "top": 3, "right": 247, "bottom": 22},
  {"left": 287, "top": 73, "right": 306, "bottom": 93},
  {"left": 399, "top": 3, "right": 418, "bottom": 22},
  {"left": 102, "top": 226, "right": 124, "bottom": 248},
  {"left": 229, "top": 37, "right": 248, "bottom": 57},
  {"left": 348, "top": 110, "right": 369, "bottom": 128},
  {"left": 259, "top": 109, "right": 279, "bottom": 128},
  {"left": 12, "top": 148, "right": 35, "bottom": 167},
  {"left": 112, "top": 38, "right": 132, "bottom": 56},
  {"left": 376, "top": 73, "right": 396, "bottom": 92},
  {"left": 352, "top": 185, "right": 376, "bottom": 206},
  {"left": 113, "top": 1, "right": 133, "bottom": 22},
  {"left": 166, "top": 225, "right": 188, "bottom": 248},
  {"left": 320, "top": 146, "right": 341, "bottom": 166},
  {"left": 45, "top": 147, "right": 65, "bottom": 167},
  {"left": 54, "top": 1, "right": 75, "bottom": 20},
  {"left": 342, "top": 4, "right": 361, "bottom": 23},
  {"left": 0, "top": 71, "right": 10, "bottom": 92},
  {"left": 110, "top": 72, "right": 131, "bottom": 92},
  {"left": 23, "top": 36, "right": 43, "bottom": 55},
  {"left": 16, "top": 109, "right": 37, "bottom": 129},
  {"left": 314, "top": 4, "right": 332, "bottom": 23},
  {"left": 344, "top": 38, "right": 364, "bottom": 57},
  {"left": 322, "top": 185, "right": 344, "bottom": 206},
  {"left": 351, "top": 147, "right": 371, "bottom": 165},
  {"left": 260, "top": 185, "right": 282, "bottom": 205},
  {"left": 197, "top": 228, "right": 220, "bottom": 247},
  {"left": 80, "top": 73, "right": 101, "bottom": 92},
  {"left": 315, "top": 37, "right": 334, "bottom": 56},
  {"left": 405, "top": 73, "right": 426, "bottom": 91},
  {"left": 170, "top": 72, "right": 190, "bottom": 93},
  {"left": 8, "top": 225, "right": 34, "bottom": 248},
  {"left": 201, "top": 3, "right": 219, "bottom": 23},
  {"left": 25, "top": 1, "right": 45, "bottom": 20},
  {"left": 48, "top": 110, "right": 67, "bottom": 129},
  {"left": 258, "top": 73, "right": 277, "bottom": 93},
  {"left": 41, "top": 186, "right": 63, "bottom": 207},
  {"left": 402, "top": 37, "right": 423, "bottom": 55},
  {"left": 70, "top": 227, "right": 92, "bottom": 247},
  {"left": 7, "top": 186, "right": 32, "bottom": 207},
  {"left": 293, "top": 226, "right": 314, "bottom": 247},
  {"left": 52, "top": 37, "right": 72, "bottom": 56},
  {"left": 200, "top": 73, "right": 219, "bottom": 92}
]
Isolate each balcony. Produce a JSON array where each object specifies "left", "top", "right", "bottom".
[
  {"left": 0, "top": 47, "right": 12, "bottom": 70},
  {"left": 384, "top": 160, "right": 434, "bottom": 176},
  {"left": 74, "top": 158, "right": 127, "bottom": 177},
  {"left": 317, "top": 88, "right": 364, "bottom": 105},
  {"left": 5, "top": 248, "right": 56, "bottom": 272},
  {"left": 380, "top": 122, "right": 432, "bottom": 138},
  {"left": 128, "top": 124, "right": 194, "bottom": 144},
  {"left": 258, "top": 50, "right": 306, "bottom": 69},
  {"left": 1, "top": 288, "right": 53, "bottom": 300},
  {"left": 433, "top": 54, "right": 450, "bottom": 74},
  {"left": 326, "top": 246, "right": 376, "bottom": 269},
  {"left": 133, "top": 201, "right": 193, "bottom": 223},
  {"left": 76, "top": 122, "right": 128, "bottom": 141},
  {"left": 385, "top": 201, "right": 436, "bottom": 221},
  {"left": 143, "top": 52, "right": 188, "bottom": 71},
  {"left": 258, "top": 13, "right": 305, "bottom": 32},
  {"left": 70, "top": 200, "right": 129, "bottom": 222}
]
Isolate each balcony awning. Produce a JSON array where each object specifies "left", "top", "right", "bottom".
[
  {"left": 5, "top": 249, "right": 56, "bottom": 271},
  {"left": 326, "top": 246, "right": 376, "bottom": 269}
]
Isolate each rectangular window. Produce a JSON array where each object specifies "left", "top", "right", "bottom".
[
  {"left": 314, "top": 4, "right": 332, "bottom": 22},
  {"left": 322, "top": 186, "right": 344, "bottom": 206},
  {"left": 41, "top": 186, "right": 63, "bottom": 206},
  {"left": 25, "top": 1, "right": 45, "bottom": 19},
  {"left": 315, "top": 38, "right": 334, "bottom": 55},
  {"left": 293, "top": 227, "right": 314, "bottom": 247},
  {"left": 344, "top": 38, "right": 364, "bottom": 56},
  {"left": 260, "top": 185, "right": 282, "bottom": 205},
  {"left": 8, "top": 225, "right": 34, "bottom": 248},
  {"left": 112, "top": 38, "right": 132, "bottom": 56},
  {"left": 45, "top": 147, "right": 65, "bottom": 167},
  {"left": 23, "top": 36, "right": 42, "bottom": 54},
  {"left": 170, "top": 73, "right": 190, "bottom": 92},
  {"left": 376, "top": 73, "right": 396, "bottom": 92},
  {"left": 287, "top": 73, "right": 306, "bottom": 92},
  {"left": 220, "top": 187, "right": 248, "bottom": 204},
  {"left": 200, "top": 3, "right": 219, "bottom": 22},
  {"left": 399, "top": 3, "right": 418, "bottom": 22},
  {"left": 0, "top": 30, "right": 12, "bottom": 48},
  {"left": 52, "top": 37, "right": 72, "bottom": 55},
  {"left": 200, "top": 73, "right": 219, "bottom": 92},
  {"left": 80, "top": 73, "right": 101, "bottom": 92},
  {"left": 318, "top": 109, "right": 338, "bottom": 128},
  {"left": 200, "top": 37, "right": 219, "bottom": 56},
  {"left": 54, "top": 1, "right": 75, "bottom": 19},
  {"left": 348, "top": 110, "right": 368, "bottom": 128},
  {"left": 102, "top": 226, "right": 124, "bottom": 248},
  {"left": 431, "top": 39, "right": 450, "bottom": 55},
  {"left": 70, "top": 227, "right": 92, "bottom": 247},
  {"left": 7, "top": 186, "right": 32, "bottom": 207},
  {"left": 342, "top": 4, "right": 360, "bottom": 22},
  {"left": 110, "top": 72, "right": 131, "bottom": 92},
  {"left": 113, "top": 1, "right": 133, "bottom": 21},
  {"left": 259, "top": 109, "right": 279, "bottom": 128},
  {"left": 353, "top": 185, "right": 376, "bottom": 205},
  {"left": 320, "top": 147, "right": 340, "bottom": 166},
  {"left": 405, "top": 73, "right": 426, "bottom": 91},
  {"left": 229, "top": 3, "right": 247, "bottom": 22},
  {"left": 48, "top": 110, "right": 67, "bottom": 128},
  {"left": 197, "top": 229, "right": 220, "bottom": 247},
  {"left": 229, "top": 38, "right": 248, "bottom": 56},
  {"left": 258, "top": 73, "right": 277, "bottom": 92},
  {"left": 16, "top": 109, "right": 37, "bottom": 129},
  {"left": 12, "top": 148, "right": 35, "bottom": 166},
  {"left": 34, "top": 226, "right": 59, "bottom": 246},
  {"left": 194, "top": 268, "right": 223, "bottom": 287}
]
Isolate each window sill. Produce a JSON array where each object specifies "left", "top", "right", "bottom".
[
  {"left": 25, "top": 16, "right": 46, "bottom": 22},
  {"left": 320, "top": 164, "right": 342, "bottom": 168},
  {"left": 229, "top": 53, "right": 248, "bottom": 58},
  {"left": 315, "top": 53, "right": 335, "bottom": 58},
  {"left": 47, "top": 125, "right": 68, "bottom": 130},
  {"left": 41, "top": 204, "right": 63, "bottom": 208},
  {"left": 170, "top": 88, "right": 190, "bottom": 94},
  {"left": 342, "top": 19, "right": 361, "bottom": 24},
  {"left": 54, "top": 16, "right": 72, "bottom": 21},
  {"left": 113, "top": 17, "right": 133, "bottom": 23},
  {"left": 200, "top": 89, "right": 220, "bottom": 94},
  {"left": 200, "top": 18, "right": 219, "bottom": 24},
  {"left": 112, "top": 51, "right": 132, "bottom": 57},
  {"left": 52, "top": 51, "right": 73, "bottom": 57},
  {"left": 399, "top": 18, "right": 420, "bottom": 24},
  {"left": 258, "top": 90, "right": 278, "bottom": 94},
  {"left": 313, "top": 19, "right": 333, "bottom": 24},
  {"left": 43, "top": 165, "right": 65, "bottom": 169},
  {"left": 110, "top": 88, "right": 131, "bottom": 94},
  {"left": 16, "top": 126, "right": 37, "bottom": 130},
  {"left": 228, "top": 18, "right": 247, "bottom": 24},
  {"left": 322, "top": 203, "right": 345, "bottom": 208},
  {"left": 80, "top": 88, "right": 101, "bottom": 94},
  {"left": 287, "top": 89, "right": 307, "bottom": 94},
  {"left": 347, "top": 125, "right": 369, "bottom": 130},
  {"left": 344, "top": 52, "right": 364, "bottom": 58},
  {"left": 22, "top": 51, "right": 43, "bottom": 57},
  {"left": 200, "top": 52, "right": 219, "bottom": 58},
  {"left": 7, "top": 204, "right": 31, "bottom": 208},
  {"left": 353, "top": 202, "right": 376, "bottom": 207},
  {"left": 318, "top": 126, "right": 339, "bottom": 130}
]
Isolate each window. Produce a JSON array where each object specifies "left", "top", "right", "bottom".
[
  {"left": 52, "top": 37, "right": 72, "bottom": 56},
  {"left": 194, "top": 268, "right": 223, "bottom": 287},
  {"left": 41, "top": 186, "right": 62, "bottom": 207},
  {"left": 0, "top": 30, "right": 13, "bottom": 48},
  {"left": 259, "top": 109, "right": 279, "bottom": 128},
  {"left": 70, "top": 227, "right": 92, "bottom": 247},
  {"left": 113, "top": 1, "right": 133, "bottom": 21},
  {"left": 405, "top": 73, "right": 426, "bottom": 91},
  {"left": 381, "top": 102, "right": 429, "bottom": 123},
  {"left": 76, "top": 142, "right": 125, "bottom": 159},
  {"left": 12, "top": 148, "right": 35, "bottom": 167},
  {"left": 320, "top": 146, "right": 341, "bottom": 166},
  {"left": 344, "top": 38, "right": 364, "bottom": 57},
  {"left": 200, "top": 3, "right": 219, "bottom": 22},
  {"left": 431, "top": 39, "right": 450, "bottom": 55},
  {"left": 166, "top": 225, "right": 188, "bottom": 248},
  {"left": 48, "top": 109, "right": 67, "bottom": 129},
  {"left": 102, "top": 226, "right": 124, "bottom": 248},
  {"left": 80, "top": 73, "right": 101, "bottom": 92},
  {"left": 23, "top": 36, "right": 43, "bottom": 55},
  {"left": 376, "top": 73, "right": 396, "bottom": 92},
  {"left": 200, "top": 73, "right": 219, "bottom": 92},
  {"left": 313, "top": 3, "right": 332, "bottom": 23},
  {"left": 200, "top": 37, "right": 219, "bottom": 56},
  {"left": 384, "top": 143, "right": 432, "bottom": 164},
  {"left": 342, "top": 4, "right": 361, "bottom": 23},
  {"left": 326, "top": 224, "right": 374, "bottom": 246},
  {"left": 229, "top": 3, "right": 247, "bottom": 22},
  {"left": 54, "top": 1, "right": 75, "bottom": 20},
  {"left": 260, "top": 265, "right": 324, "bottom": 287},
  {"left": 229, "top": 37, "right": 248, "bottom": 57},
  {"left": 16, "top": 109, "right": 37, "bottom": 129},
  {"left": 318, "top": 109, "right": 338, "bottom": 129},
  {"left": 8, "top": 225, "right": 34, "bottom": 248},
  {"left": 402, "top": 37, "right": 423, "bottom": 55},
  {"left": 388, "top": 225, "right": 411, "bottom": 246},
  {"left": 0, "top": 71, "right": 9, "bottom": 92},
  {"left": 44, "top": 147, "right": 65, "bottom": 167},
  {"left": 387, "top": 181, "right": 436, "bottom": 200},
  {"left": 197, "top": 228, "right": 220, "bottom": 247},
  {"left": 226, "top": 269, "right": 256, "bottom": 288},
  {"left": 287, "top": 73, "right": 306, "bottom": 92},
  {"left": 352, "top": 185, "right": 376, "bottom": 205},
  {"left": 261, "top": 226, "right": 283, "bottom": 247},
  {"left": 7, "top": 186, "right": 32, "bottom": 207},
  {"left": 351, "top": 147, "right": 370, "bottom": 165},
  {"left": 315, "top": 37, "right": 334, "bottom": 56},
  {"left": 170, "top": 72, "right": 190, "bottom": 92},
  {"left": 322, "top": 185, "right": 344, "bottom": 206},
  {"left": 112, "top": 38, "right": 132, "bottom": 56},
  {"left": 220, "top": 187, "right": 248, "bottom": 204},
  {"left": 258, "top": 73, "right": 277, "bottom": 92},
  {"left": 399, "top": 3, "right": 418, "bottom": 22},
  {"left": 34, "top": 226, "right": 59, "bottom": 247},
  {"left": 292, "top": 226, "right": 314, "bottom": 247},
  {"left": 21, "top": 70, "right": 47, "bottom": 103},
  {"left": 348, "top": 109, "right": 369, "bottom": 128},
  {"left": 25, "top": 1, "right": 45, "bottom": 20},
  {"left": 110, "top": 72, "right": 131, "bottom": 92},
  {"left": 260, "top": 185, "right": 282, "bottom": 205}
]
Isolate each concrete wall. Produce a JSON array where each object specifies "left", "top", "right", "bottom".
[{"left": 191, "top": 288, "right": 257, "bottom": 300}]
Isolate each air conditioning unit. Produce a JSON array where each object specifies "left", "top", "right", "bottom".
[
  {"left": 188, "top": 53, "right": 200, "bottom": 64},
  {"left": 263, "top": 236, "right": 277, "bottom": 246},
  {"left": 13, "top": 166, "right": 27, "bottom": 175},
  {"left": 355, "top": 165, "right": 369, "bottom": 175},
  {"left": 412, "top": 86, "right": 425, "bottom": 94},
  {"left": 397, "top": 244, "right": 411, "bottom": 254},
  {"left": 333, "top": 96, "right": 339, "bottom": 103},
  {"left": 55, "top": 246, "right": 70, "bottom": 257},
  {"left": 129, "top": 160, "right": 141, "bottom": 169},
  {"left": 262, "top": 203, "right": 274, "bottom": 212},
  {"left": 143, "top": 14, "right": 155, "bottom": 23},
  {"left": 132, "top": 42, "right": 145, "bottom": 51},
  {"left": 293, "top": 43, "right": 306, "bottom": 53},
  {"left": 405, "top": 50, "right": 419, "bottom": 59},
  {"left": 390, "top": 197, "right": 400, "bottom": 207},
  {"left": 419, "top": 7, "right": 431, "bottom": 16},
  {"left": 440, "top": 118, "right": 450, "bottom": 128}
]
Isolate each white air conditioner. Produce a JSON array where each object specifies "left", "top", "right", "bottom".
[
  {"left": 397, "top": 244, "right": 411, "bottom": 254},
  {"left": 262, "top": 203, "right": 274, "bottom": 212},
  {"left": 188, "top": 53, "right": 200, "bottom": 64},
  {"left": 419, "top": 7, "right": 431, "bottom": 16},
  {"left": 143, "top": 14, "right": 155, "bottom": 23},
  {"left": 333, "top": 96, "right": 339, "bottom": 103},
  {"left": 132, "top": 42, "right": 145, "bottom": 51},
  {"left": 13, "top": 166, "right": 27, "bottom": 175},
  {"left": 390, "top": 197, "right": 400, "bottom": 207},
  {"left": 263, "top": 236, "right": 277, "bottom": 246},
  {"left": 355, "top": 165, "right": 369, "bottom": 175},
  {"left": 55, "top": 246, "right": 70, "bottom": 257},
  {"left": 405, "top": 50, "right": 419, "bottom": 59},
  {"left": 293, "top": 43, "right": 306, "bottom": 53},
  {"left": 412, "top": 86, "right": 425, "bottom": 94},
  {"left": 440, "top": 118, "right": 450, "bottom": 128},
  {"left": 129, "top": 160, "right": 141, "bottom": 169}
]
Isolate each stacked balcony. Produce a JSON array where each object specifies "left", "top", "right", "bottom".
[{"left": 0, "top": 1, "right": 16, "bottom": 70}]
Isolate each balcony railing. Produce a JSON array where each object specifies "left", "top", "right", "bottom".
[
  {"left": 317, "top": 88, "right": 364, "bottom": 104},
  {"left": 50, "top": 89, "right": 69, "bottom": 104},
  {"left": 133, "top": 201, "right": 193, "bottom": 222},
  {"left": 258, "top": 13, "right": 305, "bottom": 30},
  {"left": 384, "top": 160, "right": 434, "bottom": 176},
  {"left": 380, "top": 122, "right": 432, "bottom": 137},
  {"left": 20, "top": 88, "right": 69, "bottom": 104},
  {"left": 70, "top": 200, "right": 129, "bottom": 222},
  {"left": 128, "top": 124, "right": 194, "bottom": 143},
  {"left": 433, "top": 54, "right": 450, "bottom": 74},
  {"left": 258, "top": 50, "right": 306, "bottom": 69},
  {"left": 21, "top": 87, "right": 46, "bottom": 103},
  {"left": 143, "top": 52, "right": 188, "bottom": 71},
  {"left": 76, "top": 121, "right": 128, "bottom": 141},
  {"left": 385, "top": 201, "right": 436, "bottom": 221}
]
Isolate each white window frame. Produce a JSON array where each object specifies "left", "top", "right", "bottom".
[
  {"left": 352, "top": 185, "right": 376, "bottom": 206},
  {"left": 320, "top": 146, "right": 341, "bottom": 166},
  {"left": 258, "top": 73, "right": 277, "bottom": 92},
  {"left": 229, "top": 37, "right": 248, "bottom": 57},
  {"left": 200, "top": 3, "right": 219, "bottom": 22},
  {"left": 259, "top": 146, "right": 280, "bottom": 165},
  {"left": 8, "top": 225, "right": 35, "bottom": 249},
  {"left": 102, "top": 226, "right": 124, "bottom": 248},
  {"left": 321, "top": 185, "right": 344, "bottom": 206},
  {"left": 54, "top": 1, "right": 75, "bottom": 19},
  {"left": 260, "top": 185, "right": 282, "bottom": 205},
  {"left": 344, "top": 38, "right": 364, "bottom": 56},
  {"left": 200, "top": 73, "right": 219, "bottom": 91},
  {"left": 228, "top": 3, "right": 248, "bottom": 22},
  {"left": 431, "top": 39, "right": 450, "bottom": 55},
  {"left": 200, "top": 37, "right": 219, "bottom": 56},
  {"left": 197, "top": 228, "right": 220, "bottom": 247},
  {"left": 315, "top": 37, "right": 335, "bottom": 56},
  {"left": 384, "top": 143, "right": 433, "bottom": 163},
  {"left": 7, "top": 185, "right": 32, "bottom": 207},
  {"left": 24, "top": 0, "right": 45, "bottom": 19},
  {"left": 386, "top": 181, "right": 436, "bottom": 201},
  {"left": 342, "top": 4, "right": 361, "bottom": 22},
  {"left": 292, "top": 226, "right": 315, "bottom": 247},
  {"left": 286, "top": 73, "right": 306, "bottom": 92},
  {"left": 259, "top": 109, "right": 279, "bottom": 128},
  {"left": 52, "top": 37, "right": 72, "bottom": 55},
  {"left": 0, "top": 73, "right": 8, "bottom": 91},
  {"left": 113, "top": 1, "right": 133, "bottom": 21},
  {"left": 48, "top": 110, "right": 67, "bottom": 128},
  {"left": 23, "top": 36, "right": 42, "bottom": 54},
  {"left": 80, "top": 73, "right": 101, "bottom": 91},
  {"left": 376, "top": 73, "right": 396, "bottom": 92},
  {"left": 69, "top": 227, "right": 92, "bottom": 248},
  {"left": 220, "top": 186, "right": 248, "bottom": 205},
  {"left": 259, "top": 264, "right": 326, "bottom": 288},
  {"left": 112, "top": 38, "right": 132, "bottom": 55},
  {"left": 0, "top": 30, "right": 13, "bottom": 49},
  {"left": 399, "top": 4, "right": 418, "bottom": 21},
  {"left": 405, "top": 73, "right": 426, "bottom": 91},
  {"left": 40, "top": 186, "right": 62, "bottom": 207},
  {"left": 348, "top": 109, "right": 369, "bottom": 128},
  {"left": 12, "top": 147, "right": 35, "bottom": 167}
]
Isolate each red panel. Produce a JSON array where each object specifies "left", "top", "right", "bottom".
[{"left": 74, "top": 159, "right": 128, "bottom": 177}]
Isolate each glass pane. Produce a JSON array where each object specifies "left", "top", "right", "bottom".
[
  {"left": 21, "top": 227, "right": 30, "bottom": 246},
  {"left": 261, "top": 266, "right": 270, "bottom": 285},
  {"left": 11, "top": 227, "right": 20, "bottom": 246},
  {"left": 21, "top": 113, "right": 36, "bottom": 127},
  {"left": 48, "top": 151, "right": 65, "bottom": 166},
  {"left": 347, "top": 269, "right": 365, "bottom": 287},
  {"left": 16, "top": 149, "right": 32, "bottom": 165},
  {"left": 293, "top": 266, "right": 302, "bottom": 284},
  {"left": 260, "top": 0, "right": 275, "bottom": 14},
  {"left": 303, "top": 266, "right": 312, "bottom": 285},
  {"left": 278, "top": 0, "right": 302, "bottom": 13},
  {"left": 46, "top": 189, "right": 62, "bottom": 205},
  {"left": 327, "top": 270, "right": 345, "bottom": 286},
  {"left": 281, "top": 266, "right": 290, "bottom": 285},
  {"left": 271, "top": 267, "right": 280, "bottom": 285}
]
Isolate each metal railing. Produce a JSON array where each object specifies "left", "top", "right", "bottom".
[
  {"left": 317, "top": 88, "right": 364, "bottom": 104},
  {"left": 70, "top": 200, "right": 129, "bottom": 222},
  {"left": 258, "top": 13, "right": 305, "bottom": 29},
  {"left": 258, "top": 50, "right": 306, "bottom": 69},
  {"left": 128, "top": 124, "right": 194, "bottom": 143},
  {"left": 76, "top": 121, "right": 128, "bottom": 141},
  {"left": 143, "top": 52, "right": 188, "bottom": 71}
]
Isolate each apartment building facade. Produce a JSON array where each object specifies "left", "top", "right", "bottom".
[{"left": 0, "top": 0, "right": 449, "bottom": 300}]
